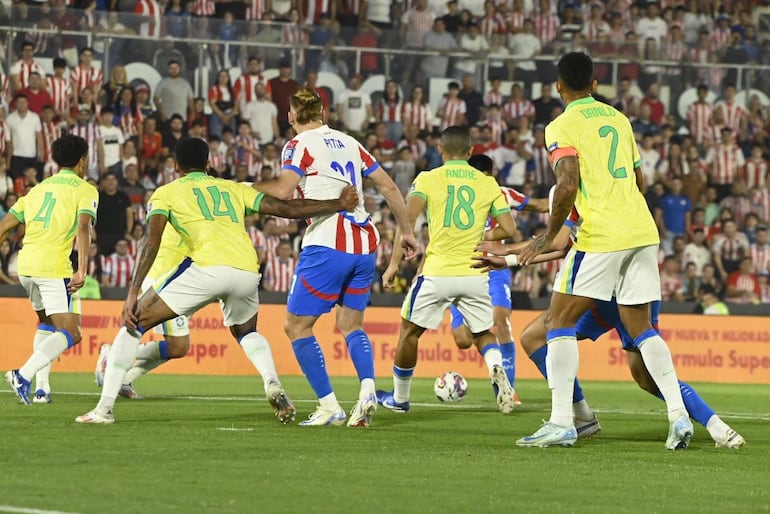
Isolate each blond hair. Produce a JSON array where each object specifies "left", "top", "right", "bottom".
[{"left": 290, "top": 87, "right": 323, "bottom": 125}]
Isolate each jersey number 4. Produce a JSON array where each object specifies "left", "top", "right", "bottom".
[
  {"left": 598, "top": 126, "right": 628, "bottom": 179},
  {"left": 32, "top": 192, "right": 57, "bottom": 228},
  {"left": 193, "top": 186, "right": 238, "bottom": 222},
  {"left": 443, "top": 185, "right": 475, "bottom": 230}
]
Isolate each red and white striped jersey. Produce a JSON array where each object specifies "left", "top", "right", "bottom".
[
  {"left": 662, "top": 41, "right": 687, "bottom": 64},
  {"left": 70, "top": 65, "right": 103, "bottom": 98},
  {"left": 743, "top": 158, "right": 768, "bottom": 190},
  {"left": 377, "top": 97, "right": 403, "bottom": 123},
  {"left": 263, "top": 255, "right": 297, "bottom": 292},
  {"left": 713, "top": 100, "right": 746, "bottom": 133},
  {"left": 709, "top": 29, "right": 729, "bottom": 52},
  {"left": 532, "top": 13, "right": 560, "bottom": 43},
  {"left": 480, "top": 14, "right": 505, "bottom": 38},
  {"left": 233, "top": 74, "right": 266, "bottom": 106},
  {"left": 209, "top": 150, "right": 226, "bottom": 171},
  {"left": 706, "top": 144, "right": 744, "bottom": 185},
  {"left": 660, "top": 271, "right": 684, "bottom": 301},
  {"left": 501, "top": 186, "right": 528, "bottom": 210},
  {"left": 761, "top": 283, "right": 770, "bottom": 303},
  {"left": 0, "top": 121, "right": 10, "bottom": 156},
  {"left": 42, "top": 160, "right": 59, "bottom": 178},
  {"left": 437, "top": 97, "right": 466, "bottom": 131},
  {"left": 303, "top": 0, "right": 330, "bottom": 24},
  {"left": 192, "top": 0, "right": 215, "bottom": 15},
  {"left": 118, "top": 107, "right": 143, "bottom": 138},
  {"left": 281, "top": 124, "right": 381, "bottom": 254},
  {"left": 9, "top": 59, "right": 46, "bottom": 90},
  {"left": 398, "top": 139, "right": 427, "bottom": 163},
  {"left": 719, "top": 195, "right": 752, "bottom": 228},
  {"left": 582, "top": 20, "right": 610, "bottom": 41},
  {"left": 233, "top": 135, "right": 260, "bottom": 177},
  {"left": 505, "top": 11, "right": 526, "bottom": 31},
  {"left": 752, "top": 189, "right": 770, "bottom": 224},
  {"left": 248, "top": 225, "right": 266, "bottom": 253},
  {"left": 529, "top": 144, "right": 553, "bottom": 186},
  {"left": 484, "top": 90, "right": 503, "bottom": 107},
  {"left": 134, "top": 0, "right": 163, "bottom": 38},
  {"left": 725, "top": 271, "right": 759, "bottom": 303},
  {"left": 246, "top": 0, "right": 268, "bottom": 20},
  {"left": 0, "top": 73, "right": 9, "bottom": 103},
  {"left": 103, "top": 253, "right": 135, "bottom": 287},
  {"left": 485, "top": 116, "right": 507, "bottom": 145},
  {"left": 686, "top": 101, "right": 713, "bottom": 145},
  {"left": 41, "top": 120, "right": 64, "bottom": 164},
  {"left": 502, "top": 98, "right": 534, "bottom": 121},
  {"left": 70, "top": 122, "right": 100, "bottom": 166},
  {"left": 46, "top": 76, "right": 72, "bottom": 116},
  {"left": 128, "top": 238, "right": 140, "bottom": 258},
  {"left": 511, "top": 268, "right": 533, "bottom": 293},
  {"left": 750, "top": 243, "right": 770, "bottom": 274},
  {"left": 208, "top": 84, "right": 233, "bottom": 107},
  {"left": 282, "top": 25, "right": 308, "bottom": 67},
  {"left": 401, "top": 102, "right": 433, "bottom": 131},
  {"left": 713, "top": 233, "right": 750, "bottom": 262}
]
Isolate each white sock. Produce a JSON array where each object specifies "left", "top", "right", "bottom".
[
  {"left": 706, "top": 415, "right": 731, "bottom": 441},
  {"left": 360, "top": 378, "right": 376, "bottom": 398},
  {"left": 239, "top": 332, "right": 279, "bottom": 392},
  {"left": 319, "top": 392, "right": 340, "bottom": 410},
  {"left": 573, "top": 399, "right": 594, "bottom": 421},
  {"left": 96, "top": 327, "right": 141, "bottom": 412},
  {"left": 546, "top": 336, "right": 579, "bottom": 428},
  {"left": 33, "top": 328, "right": 54, "bottom": 393},
  {"left": 393, "top": 372, "right": 413, "bottom": 404},
  {"left": 638, "top": 334, "right": 687, "bottom": 421},
  {"left": 19, "top": 332, "right": 68, "bottom": 382},
  {"left": 134, "top": 341, "right": 161, "bottom": 360},
  {"left": 482, "top": 347, "right": 503, "bottom": 375},
  {"left": 122, "top": 359, "right": 167, "bottom": 385}
]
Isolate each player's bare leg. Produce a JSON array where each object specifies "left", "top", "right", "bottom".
[
  {"left": 618, "top": 303, "right": 692, "bottom": 449},
  {"left": 232, "top": 313, "right": 294, "bottom": 425},
  {"left": 336, "top": 306, "right": 378, "bottom": 427},
  {"left": 7, "top": 311, "right": 81, "bottom": 406},
  {"left": 626, "top": 352, "right": 744, "bottom": 449},
  {"left": 452, "top": 324, "right": 474, "bottom": 349}
]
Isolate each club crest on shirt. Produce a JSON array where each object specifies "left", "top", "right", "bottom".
[
  {"left": 283, "top": 140, "right": 297, "bottom": 163},
  {"left": 548, "top": 142, "right": 559, "bottom": 152}
]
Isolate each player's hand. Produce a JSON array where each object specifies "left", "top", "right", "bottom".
[
  {"left": 519, "top": 234, "right": 550, "bottom": 266},
  {"left": 69, "top": 270, "right": 86, "bottom": 292},
  {"left": 400, "top": 233, "right": 419, "bottom": 261},
  {"left": 122, "top": 290, "right": 140, "bottom": 332},
  {"left": 338, "top": 185, "right": 359, "bottom": 210},
  {"left": 470, "top": 255, "right": 506, "bottom": 272},
  {"left": 382, "top": 264, "right": 399, "bottom": 289},
  {"left": 475, "top": 241, "right": 508, "bottom": 256}
]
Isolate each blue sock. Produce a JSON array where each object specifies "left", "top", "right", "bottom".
[
  {"left": 654, "top": 381, "right": 713, "bottom": 427},
  {"left": 291, "top": 336, "right": 333, "bottom": 399},
  {"left": 158, "top": 340, "right": 169, "bottom": 360},
  {"left": 500, "top": 342, "right": 516, "bottom": 387},
  {"left": 345, "top": 330, "right": 375, "bottom": 381},
  {"left": 449, "top": 305, "right": 465, "bottom": 330},
  {"left": 529, "top": 345, "right": 584, "bottom": 403}
]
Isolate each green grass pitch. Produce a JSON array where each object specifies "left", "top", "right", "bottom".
[{"left": 0, "top": 375, "right": 767, "bottom": 514}]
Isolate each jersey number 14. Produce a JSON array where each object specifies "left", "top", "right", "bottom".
[{"left": 193, "top": 186, "right": 238, "bottom": 222}]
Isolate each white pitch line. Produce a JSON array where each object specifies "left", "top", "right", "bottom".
[
  {"left": 215, "top": 427, "right": 255, "bottom": 432},
  {"left": 3, "top": 390, "right": 769, "bottom": 421},
  {"left": 0, "top": 505, "right": 83, "bottom": 514}
]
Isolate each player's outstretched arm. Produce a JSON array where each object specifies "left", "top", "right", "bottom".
[
  {"left": 0, "top": 213, "right": 21, "bottom": 248},
  {"left": 258, "top": 186, "right": 359, "bottom": 219},
  {"left": 253, "top": 169, "right": 301, "bottom": 201},
  {"left": 69, "top": 213, "right": 94, "bottom": 292},
  {"left": 521, "top": 197, "right": 549, "bottom": 213},
  {"left": 368, "top": 168, "right": 419, "bottom": 260},
  {"left": 383, "top": 193, "right": 424, "bottom": 287}
]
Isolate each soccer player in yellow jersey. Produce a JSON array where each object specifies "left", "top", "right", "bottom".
[
  {"left": 94, "top": 224, "right": 191, "bottom": 400},
  {"left": 0, "top": 134, "right": 97, "bottom": 405},
  {"left": 517, "top": 52, "right": 692, "bottom": 449},
  {"left": 77, "top": 138, "right": 358, "bottom": 424},
  {"left": 376, "top": 126, "right": 516, "bottom": 413}
]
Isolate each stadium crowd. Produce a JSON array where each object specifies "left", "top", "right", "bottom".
[{"left": 0, "top": 0, "right": 770, "bottom": 305}]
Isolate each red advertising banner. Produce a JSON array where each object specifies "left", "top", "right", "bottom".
[{"left": 1, "top": 298, "right": 769, "bottom": 384}]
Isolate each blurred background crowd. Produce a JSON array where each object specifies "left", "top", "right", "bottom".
[{"left": 0, "top": 0, "right": 769, "bottom": 307}]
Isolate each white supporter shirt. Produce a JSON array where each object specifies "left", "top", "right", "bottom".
[
  {"left": 99, "top": 125, "right": 125, "bottom": 167},
  {"left": 7, "top": 110, "right": 41, "bottom": 158},
  {"left": 337, "top": 89, "right": 371, "bottom": 132},
  {"left": 281, "top": 125, "right": 381, "bottom": 254},
  {"left": 242, "top": 99, "right": 278, "bottom": 144}
]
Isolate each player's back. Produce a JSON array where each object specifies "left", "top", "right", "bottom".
[
  {"left": 12, "top": 170, "right": 98, "bottom": 278},
  {"left": 414, "top": 160, "right": 509, "bottom": 276},
  {"left": 147, "top": 223, "right": 188, "bottom": 280},
  {"left": 285, "top": 125, "right": 379, "bottom": 253},
  {"left": 147, "top": 172, "right": 259, "bottom": 273},
  {"left": 546, "top": 97, "right": 658, "bottom": 253}
]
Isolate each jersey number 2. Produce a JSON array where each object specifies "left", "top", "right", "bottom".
[
  {"left": 331, "top": 160, "right": 357, "bottom": 186},
  {"left": 193, "top": 186, "right": 238, "bottom": 222},
  {"left": 598, "top": 126, "right": 628, "bottom": 179},
  {"left": 32, "top": 192, "right": 57, "bottom": 228},
  {"left": 443, "top": 185, "right": 475, "bottom": 230}
]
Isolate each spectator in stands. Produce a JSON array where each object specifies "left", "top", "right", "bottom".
[
  {"left": 7, "top": 94, "right": 42, "bottom": 180},
  {"left": 725, "top": 257, "right": 760, "bottom": 304},
  {"left": 637, "top": 134, "right": 659, "bottom": 185},
  {"left": 122, "top": 163, "right": 146, "bottom": 206},
  {"left": 153, "top": 60, "right": 194, "bottom": 123},
  {"left": 71, "top": 47, "right": 103, "bottom": 101},
  {"left": 233, "top": 57, "right": 265, "bottom": 113},
  {"left": 401, "top": 86, "right": 433, "bottom": 132},
  {"left": 660, "top": 255, "right": 686, "bottom": 302},
  {"left": 455, "top": 24, "right": 489, "bottom": 82},
  {"left": 706, "top": 127, "right": 744, "bottom": 201},
  {"left": 14, "top": 167, "right": 39, "bottom": 197},
  {"left": 96, "top": 172, "right": 133, "bottom": 256},
  {"left": 208, "top": 69, "right": 237, "bottom": 139},
  {"left": 114, "top": 87, "right": 143, "bottom": 143},
  {"left": 681, "top": 262, "right": 700, "bottom": 302},
  {"left": 166, "top": 0, "right": 192, "bottom": 39},
  {"left": 699, "top": 284, "right": 730, "bottom": 315},
  {"left": 399, "top": 124, "right": 427, "bottom": 166},
  {"left": 0, "top": 157, "right": 12, "bottom": 204},
  {"left": 139, "top": 117, "right": 162, "bottom": 176},
  {"left": 352, "top": 22, "right": 383, "bottom": 77},
  {"left": 100, "top": 66, "right": 129, "bottom": 109},
  {"left": 636, "top": 1, "right": 667, "bottom": 48},
  {"left": 421, "top": 19, "right": 458, "bottom": 82},
  {"left": 508, "top": 18, "right": 541, "bottom": 92},
  {"left": 660, "top": 177, "right": 692, "bottom": 249},
  {"left": 532, "top": 82, "right": 562, "bottom": 127},
  {"left": 262, "top": 240, "right": 297, "bottom": 292},
  {"left": 640, "top": 82, "right": 665, "bottom": 127},
  {"left": 375, "top": 80, "right": 404, "bottom": 144},
  {"left": 400, "top": 0, "right": 436, "bottom": 84},
  {"left": 337, "top": 74, "right": 372, "bottom": 138},
  {"left": 436, "top": 82, "right": 466, "bottom": 131},
  {"left": 97, "top": 107, "right": 125, "bottom": 177},
  {"left": 242, "top": 82, "right": 279, "bottom": 146},
  {"left": 268, "top": 59, "right": 301, "bottom": 137},
  {"left": 713, "top": 218, "right": 750, "bottom": 278},
  {"left": 0, "top": 239, "right": 18, "bottom": 285},
  {"left": 719, "top": 180, "right": 752, "bottom": 229},
  {"left": 750, "top": 226, "right": 770, "bottom": 274},
  {"left": 458, "top": 73, "right": 483, "bottom": 126},
  {"left": 390, "top": 146, "right": 416, "bottom": 197},
  {"left": 101, "top": 238, "right": 135, "bottom": 288},
  {"left": 161, "top": 114, "right": 187, "bottom": 157},
  {"left": 683, "top": 228, "right": 711, "bottom": 277},
  {"left": 18, "top": 72, "right": 52, "bottom": 117},
  {"left": 714, "top": 84, "right": 747, "bottom": 137},
  {"left": 10, "top": 42, "right": 46, "bottom": 92}
]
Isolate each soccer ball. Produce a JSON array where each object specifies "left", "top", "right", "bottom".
[{"left": 434, "top": 371, "right": 468, "bottom": 402}]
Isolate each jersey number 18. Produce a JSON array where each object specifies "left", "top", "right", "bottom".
[{"left": 443, "top": 185, "right": 475, "bottom": 230}]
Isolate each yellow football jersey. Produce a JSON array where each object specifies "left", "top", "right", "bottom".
[
  {"left": 545, "top": 96, "right": 659, "bottom": 253},
  {"left": 147, "top": 223, "right": 188, "bottom": 280},
  {"left": 409, "top": 160, "right": 510, "bottom": 276},
  {"left": 10, "top": 169, "right": 98, "bottom": 278},
  {"left": 147, "top": 172, "right": 261, "bottom": 273}
]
